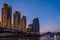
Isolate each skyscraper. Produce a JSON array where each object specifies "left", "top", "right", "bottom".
[
  {"left": 13, "top": 10, "right": 20, "bottom": 30},
  {"left": 0, "top": 22, "right": 1, "bottom": 27},
  {"left": 1, "top": 3, "right": 12, "bottom": 29},
  {"left": 33, "top": 18, "right": 39, "bottom": 32},
  {"left": 20, "top": 16, "right": 26, "bottom": 32}
]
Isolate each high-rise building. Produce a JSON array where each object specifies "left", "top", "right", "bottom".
[
  {"left": 27, "top": 24, "right": 33, "bottom": 32},
  {"left": 0, "top": 22, "right": 1, "bottom": 27},
  {"left": 13, "top": 10, "right": 20, "bottom": 30},
  {"left": 11, "top": 24, "right": 14, "bottom": 29},
  {"left": 20, "top": 16, "right": 26, "bottom": 32},
  {"left": 20, "top": 18, "right": 23, "bottom": 31},
  {"left": 1, "top": 3, "right": 12, "bottom": 29},
  {"left": 33, "top": 18, "right": 39, "bottom": 32}
]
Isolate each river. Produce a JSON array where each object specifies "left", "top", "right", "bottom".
[
  {"left": 0, "top": 36, "right": 60, "bottom": 40},
  {"left": 40, "top": 36, "right": 60, "bottom": 40}
]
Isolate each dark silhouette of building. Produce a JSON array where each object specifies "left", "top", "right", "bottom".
[
  {"left": 33, "top": 18, "right": 39, "bottom": 32},
  {"left": 13, "top": 10, "right": 20, "bottom": 30},
  {"left": 27, "top": 24, "right": 33, "bottom": 32},
  {"left": 1, "top": 3, "right": 12, "bottom": 29}
]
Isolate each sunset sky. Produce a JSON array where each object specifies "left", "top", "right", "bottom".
[{"left": 0, "top": 0, "right": 60, "bottom": 33}]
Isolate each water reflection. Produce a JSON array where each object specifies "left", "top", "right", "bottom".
[
  {"left": 40, "top": 36, "right": 60, "bottom": 40},
  {"left": 0, "top": 37, "right": 40, "bottom": 40},
  {"left": 0, "top": 36, "right": 60, "bottom": 40},
  {"left": 40, "top": 37, "right": 54, "bottom": 40}
]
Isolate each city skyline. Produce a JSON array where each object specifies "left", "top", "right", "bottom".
[
  {"left": 0, "top": 0, "right": 60, "bottom": 33},
  {"left": 0, "top": 2, "right": 40, "bottom": 33}
]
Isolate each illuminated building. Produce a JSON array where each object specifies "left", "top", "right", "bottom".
[
  {"left": 13, "top": 10, "right": 20, "bottom": 30},
  {"left": 1, "top": 3, "right": 12, "bottom": 29},
  {"left": 0, "top": 22, "right": 1, "bottom": 27},
  {"left": 20, "top": 16, "right": 26, "bottom": 32},
  {"left": 20, "top": 18, "right": 23, "bottom": 31},
  {"left": 11, "top": 24, "right": 14, "bottom": 29}
]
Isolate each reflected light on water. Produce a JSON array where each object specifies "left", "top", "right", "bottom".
[{"left": 54, "top": 35, "right": 56, "bottom": 40}]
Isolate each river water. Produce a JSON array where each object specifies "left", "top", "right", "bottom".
[
  {"left": 0, "top": 37, "right": 40, "bottom": 40},
  {"left": 0, "top": 36, "right": 60, "bottom": 40},
  {"left": 40, "top": 36, "right": 60, "bottom": 40}
]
